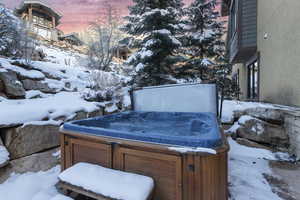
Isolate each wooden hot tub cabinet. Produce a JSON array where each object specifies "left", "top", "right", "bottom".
[{"left": 60, "top": 129, "right": 229, "bottom": 200}]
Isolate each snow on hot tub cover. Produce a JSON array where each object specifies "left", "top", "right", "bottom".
[{"left": 62, "top": 111, "right": 223, "bottom": 148}]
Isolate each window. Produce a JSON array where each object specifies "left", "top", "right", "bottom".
[
  {"left": 232, "top": 69, "right": 240, "bottom": 100},
  {"left": 230, "top": 0, "right": 237, "bottom": 39},
  {"left": 247, "top": 60, "right": 259, "bottom": 100}
]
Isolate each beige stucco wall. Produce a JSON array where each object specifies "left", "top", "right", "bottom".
[{"left": 257, "top": 0, "right": 300, "bottom": 107}]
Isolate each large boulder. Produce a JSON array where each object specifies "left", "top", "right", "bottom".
[
  {"left": 236, "top": 115, "right": 289, "bottom": 148},
  {"left": 234, "top": 107, "right": 285, "bottom": 125},
  {"left": 0, "top": 148, "right": 59, "bottom": 183},
  {"left": 2, "top": 123, "right": 60, "bottom": 159},
  {"left": 0, "top": 71, "right": 25, "bottom": 98},
  {"left": 21, "top": 79, "right": 57, "bottom": 93},
  {"left": 284, "top": 111, "right": 300, "bottom": 160}
]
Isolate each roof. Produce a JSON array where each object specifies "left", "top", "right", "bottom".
[
  {"left": 16, "top": 0, "right": 62, "bottom": 24},
  {"left": 59, "top": 33, "right": 83, "bottom": 45},
  {"left": 221, "top": 0, "right": 231, "bottom": 16}
]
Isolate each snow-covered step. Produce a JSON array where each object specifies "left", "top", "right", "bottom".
[{"left": 58, "top": 162, "right": 154, "bottom": 200}]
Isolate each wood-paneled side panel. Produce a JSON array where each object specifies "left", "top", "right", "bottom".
[
  {"left": 69, "top": 138, "right": 112, "bottom": 168},
  {"left": 117, "top": 147, "right": 182, "bottom": 200},
  {"left": 182, "top": 155, "right": 195, "bottom": 200},
  {"left": 195, "top": 152, "right": 228, "bottom": 200},
  {"left": 60, "top": 134, "right": 66, "bottom": 171}
]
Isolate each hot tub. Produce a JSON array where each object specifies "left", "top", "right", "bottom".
[
  {"left": 60, "top": 111, "right": 229, "bottom": 200},
  {"left": 63, "top": 111, "right": 222, "bottom": 148}
]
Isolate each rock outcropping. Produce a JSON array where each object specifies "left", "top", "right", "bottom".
[{"left": 227, "top": 106, "right": 300, "bottom": 159}]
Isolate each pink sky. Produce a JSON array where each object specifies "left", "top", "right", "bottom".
[{"left": 4, "top": 0, "right": 200, "bottom": 33}]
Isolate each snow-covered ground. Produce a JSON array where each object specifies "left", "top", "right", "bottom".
[
  {"left": 229, "top": 138, "right": 283, "bottom": 200},
  {"left": 0, "top": 166, "right": 71, "bottom": 200},
  {"left": 0, "top": 33, "right": 294, "bottom": 199}
]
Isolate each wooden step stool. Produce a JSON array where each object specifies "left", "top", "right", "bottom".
[{"left": 56, "top": 162, "right": 154, "bottom": 200}]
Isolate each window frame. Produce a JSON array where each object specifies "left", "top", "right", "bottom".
[{"left": 247, "top": 56, "right": 260, "bottom": 100}]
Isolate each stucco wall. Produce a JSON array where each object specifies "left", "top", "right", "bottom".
[{"left": 257, "top": 0, "right": 300, "bottom": 107}]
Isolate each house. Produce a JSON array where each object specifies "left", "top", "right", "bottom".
[
  {"left": 59, "top": 33, "right": 83, "bottom": 46},
  {"left": 223, "top": 0, "right": 300, "bottom": 107},
  {"left": 15, "top": 0, "right": 62, "bottom": 41}
]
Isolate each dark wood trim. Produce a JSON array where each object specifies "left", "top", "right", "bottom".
[
  {"left": 246, "top": 53, "right": 260, "bottom": 101},
  {"left": 56, "top": 181, "right": 111, "bottom": 200}
]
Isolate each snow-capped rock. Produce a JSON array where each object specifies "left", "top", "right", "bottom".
[
  {"left": 0, "top": 70, "right": 25, "bottom": 98},
  {"left": 236, "top": 115, "right": 289, "bottom": 149}
]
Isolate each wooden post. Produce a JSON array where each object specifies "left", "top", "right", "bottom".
[
  {"left": 52, "top": 16, "right": 56, "bottom": 28},
  {"left": 28, "top": 5, "right": 33, "bottom": 22}
]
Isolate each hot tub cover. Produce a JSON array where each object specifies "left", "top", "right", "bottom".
[{"left": 62, "top": 111, "right": 222, "bottom": 148}]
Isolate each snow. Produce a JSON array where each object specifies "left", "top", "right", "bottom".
[
  {"left": 0, "top": 92, "right": 99, "bottom": 126},
  {"left": 105, "top": 103, "right": 118, "bottom": 113},
  {"left": 0, "top": 145, "right": 9, "bottom": 166},
  {"left": 238, "top": 115, "right": 256, "bottom": 125},
  {"left": 0, "top": 58, "right": 45, "bottom": 79},
  {"left": 192, "top": 29, "right": 215, "bottom": 41},
  {"left": 22, "top": 120, "right": 63, "bottom": 127},
  {"left": 38, "top": 45, "right": 86, "bottom": 67},
  {"left": 59, "top": 162, "right": 154, "bottom": 200},
  {"left": 235, "top": 115, "right": 265, "bottom": 135},
  {"left": 52, "top": 150, "right": 61, "bottom": 159},
  {"left": 222, "top": 100, "right": 277, "bottom": 123},
  {"left": 201, "top": 58, "right": 213, "bottom": 66},
  {"left": 153, "top": 29, "right": 171, "bottom": 35},
  {"left": 225, "top": 122, "right": 241, "bottom": 134},
  {"left": 143, "top": 9, "right": 169, "bottom": 17},
  {"left": 140, "top": 49, "right": 153, "bottom": 59},
  {"left": 122, "top": 94, "right": 131, "bottom": 107},
  {"left": 168, "top": 146, "right": 216, "bottom": 154},
  {"left": 228, "top": 137, "right": 281, "bottom": 200},
  {"left": 26, "top": 90, "right": 50, "bottom": 99},
  {"left": 170, "top": 36, "right": 182, "bottom": 46},
  {"left": 136, "top": 63, "right": 144, "bottom": 72},
  {"left": 0, "top": 166, "right": 68, "bottom": 200},
  {"left": 50, "top": 194, "right": 73, "bottom": 200}
]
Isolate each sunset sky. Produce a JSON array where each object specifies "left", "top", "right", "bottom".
[{"left": 4, "top": 0, "right": 208, "bottom": 33}]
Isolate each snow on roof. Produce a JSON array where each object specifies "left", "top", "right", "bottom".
[{"left": 59, "top": 162, "right": 154, "bottom": 200}]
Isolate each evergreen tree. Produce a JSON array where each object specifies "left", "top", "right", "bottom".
[
  {"left": 181, "top": 0, "right": 239, "bottom": 103},
  {"left": 180, "top": 0, "right": 226, "bottom": 81},
  {"left": 123, "top": 0, "right": 184, "bottom": 86}
]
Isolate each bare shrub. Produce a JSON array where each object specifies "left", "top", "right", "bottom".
[{"left": 86, "top": 2, "right": 123, "bottom": 71}]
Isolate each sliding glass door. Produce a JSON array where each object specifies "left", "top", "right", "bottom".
[{"left": 247, "top": 60, "right": 259, "bottom": 100}]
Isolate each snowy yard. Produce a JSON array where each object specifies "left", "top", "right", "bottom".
[
  {"left": 0, "top": 48, "right": 296, "bottom": 199},
  {"left": 0, "top": 136, "right": 289, "bottom": 200}
]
